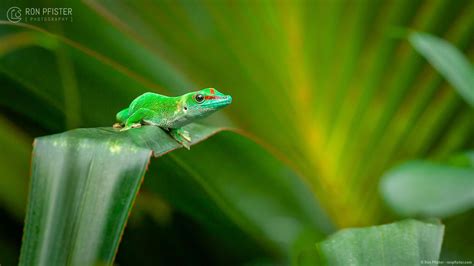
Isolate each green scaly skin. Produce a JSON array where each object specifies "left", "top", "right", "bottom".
[{"left": 114, "top": 88, "right": 232, "bottom": 149}]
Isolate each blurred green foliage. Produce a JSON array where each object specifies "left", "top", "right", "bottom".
[
  {"left": 301, "top": 219, "right": 444, "bottom": 265},
  {"left": 380, "top": 155, "right": 474, "bottom": 218},
  {"left": 0, "top": 0, "right": 473, "bottom": 265}
]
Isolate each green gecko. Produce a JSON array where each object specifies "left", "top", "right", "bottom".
[{"left": 114, "top": 88, "right": 232, "bottom": 149}]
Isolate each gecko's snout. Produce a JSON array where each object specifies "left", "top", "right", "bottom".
[
  {"left": 224, "top": 95, "right": 232, "bottom": 104},
  {"left": 203, "top": 94, "right": 232, "bottom": 109},
  {"left": 218, "top": 95, "right": 232, "bottom": 107}
]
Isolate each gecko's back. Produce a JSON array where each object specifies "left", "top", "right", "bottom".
[{"left": 116, "top": 92, "right": 177, "bottom": 124}]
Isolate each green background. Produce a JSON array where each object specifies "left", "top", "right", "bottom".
[{"left": 0, "top": 0, "right": 472, "bottom": 265}]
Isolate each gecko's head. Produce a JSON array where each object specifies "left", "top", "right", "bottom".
[{"left": 182, "top": 88, "right": 232, "bottom": 119}]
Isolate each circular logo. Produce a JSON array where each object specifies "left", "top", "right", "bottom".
[{"left": 7, "top": 6, "right": 22, "bottom": 23}]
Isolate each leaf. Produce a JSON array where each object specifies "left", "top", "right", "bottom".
[
  {"left": 19, "top": 124, "right": 221, "bottom": 265},
  {"left": 144, "top": 131, "right": 334, "bottom": 261},
  {"left": 20, "top": 125, "right": 333, "bottom": 265},
  {"left": 409, "top": 32, "right": 474, "bottom": 107},
  {"left": 2, "top": 1, "right": 474, "bottom": 230},
  {"left": 380, "top": 156, "right": 474, "bottom": 218},
  {"left": 299, "top": 219, "right": 444, "bottom": 266}
]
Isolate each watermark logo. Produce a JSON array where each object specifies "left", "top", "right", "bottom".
[
  {"left": 6, "top": 7, "right": 73, "bottom": 23},
  {"left": 6, "top": 6, "right": 21, "bottom": 23}
]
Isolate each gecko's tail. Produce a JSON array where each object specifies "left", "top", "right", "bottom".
[{"left": 115, "top": 108, "right": 130, "bottom": 123}]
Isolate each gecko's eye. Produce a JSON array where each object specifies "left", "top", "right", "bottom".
[{"left": 195, "top": 94, "right": 205, "bottom": 103}]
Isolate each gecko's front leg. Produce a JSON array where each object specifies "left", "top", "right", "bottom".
[{"left": 170, "top": 128, "right": 191, "bottom": 150}]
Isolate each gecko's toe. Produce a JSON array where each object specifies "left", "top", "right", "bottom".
[
  {"left": 169, "top": 128, "right": 192, "bottom": 149},
  {"left": 182, "top": 141, "right": 191, "bottom": 150},
  {"left": 131, "top": 123, "right": 142, "bottom": 128},
  {"left": 181, "top": 131, "right": 191, "bottom": 142}
]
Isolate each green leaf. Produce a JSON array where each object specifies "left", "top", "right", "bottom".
[
  {"left": 409, "top": 32, "right": 474, "bottom": 107},
  {"left": 2, "top": 1, "right": 474, "bottom": 230},
  {"left": 300, "top": 219, "right": 444, "bottom": 266},
  {"left": 19, "top": 124, "right": 221, "bottom": 265},
  {"left": 145, "top": 131, "right": 334, "bottom": 261},
  {"left": 380, "top": 157, "right": 474, "bottom": 218},
  {"left": 20, "top": 125, "right": 333, "bottom": 265}
]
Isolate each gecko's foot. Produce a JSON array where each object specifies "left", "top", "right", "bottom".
[
  {"left": 113, "top": 123, "right": 123, "bottom": 129},
  {"left": 170, "top": 128, "right": 192, "bottom": 150},
  {"left": 180, "top": 130, "right": 191, "bottom": 142},
  {"left": 120, "top": 123, "right": 141, "bottom": 131}
]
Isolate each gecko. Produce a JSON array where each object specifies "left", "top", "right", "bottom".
[{"left": 113, "top": 88, "right": 232, "bottom": 149}]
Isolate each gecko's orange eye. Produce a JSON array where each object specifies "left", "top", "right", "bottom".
[{"left": 195, "top": 94, "right": 205, "bottom": 103}]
